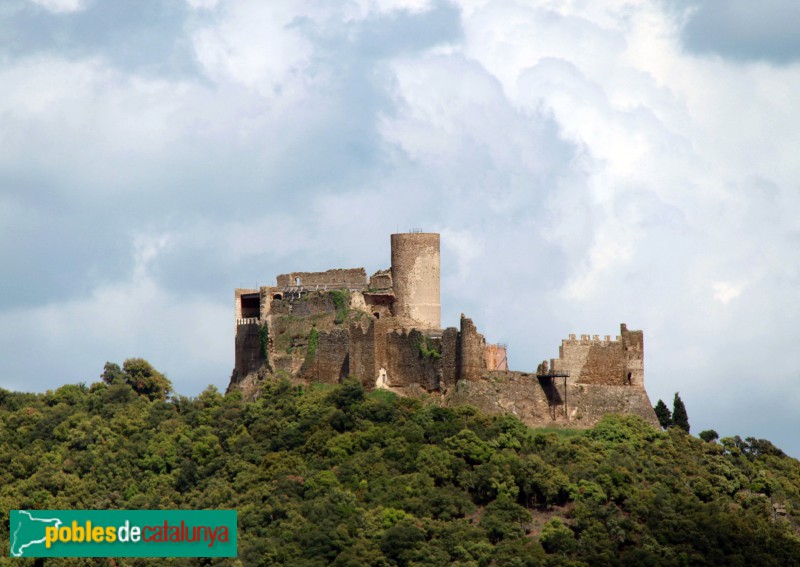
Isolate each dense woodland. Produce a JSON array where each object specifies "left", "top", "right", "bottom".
[{"left": 2, "top": 360, "right": 800, "bottom": 565}]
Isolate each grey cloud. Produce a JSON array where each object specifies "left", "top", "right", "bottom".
[
  {"left": 681, "top": 0, "right": 800, "bottom": 63},
  {"left": 1, "top": 0, "right": 200, "bottom": 77}
]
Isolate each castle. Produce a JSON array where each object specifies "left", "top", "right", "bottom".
[{"left": 229, "top": 232, "right": 659, "bottom": 428}]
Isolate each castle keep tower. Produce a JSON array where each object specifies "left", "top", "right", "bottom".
[{"left": 390, "top": 232, "right": 440, "bottom": 329}]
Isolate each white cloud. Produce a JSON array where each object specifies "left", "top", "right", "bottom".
[
  {"left": 29, "top": 0, "right": 87, "bottom": 14},
  {"left": 712, "top": 281, "right": 744, "bottom": 304}
]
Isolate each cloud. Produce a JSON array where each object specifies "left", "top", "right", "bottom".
[
  {"left": 29, "top": 0, "right": 87, "bottom": 14},
  {"left": 681, "top": 0, "right": 800, "bottom": 64}
]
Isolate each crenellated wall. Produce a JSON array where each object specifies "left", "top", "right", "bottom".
[
  {"left": 551, "top": 324, "right": 644, "bottom": 387},
  {"left": 276, "top": 268, "right": 367, "bottom": 288}
]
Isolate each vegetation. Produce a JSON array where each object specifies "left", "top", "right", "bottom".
[
  {"left": 654, "top": 399, "right": 672, "bottom": 429},
  {"left": 416, "top": 335, "right": 442, "bottom": 360},
  {"left": 306, "top": 328, "right": 320, "bottom": 363},
  {"left": 672, "top": 392, "right": 690, "bottom": 433},
  {"left": 101, "top": 358, "right": 172, "bottom": 401},
  {"left": 330, "top": 289, "right": 350, "bottom": 324},
  {"left": 2, "top": 365, "right": 800, "bottom": 565}
]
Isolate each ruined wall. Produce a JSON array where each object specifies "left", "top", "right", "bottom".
[
  {"left": 390, "top": 233, "right": 440, "bottom": 329},
  {"left": 363, "top": 293, "right": 394, "bottom": 319},
  {"left": 458, "top": 315, "right": 486, "bottom": 382},
  {"left": 270, "top": 292, "right": 339, "bottom": 317},
  {"left": 621, "top": 324, "right": 644, "bottom": 386},
  {"left": 551, "top": 325, "right": 643, "bottom": 387},
  {"left": 484, "top": 344, "right": 508, "bottom": 371},
  {"left": 301, "top": 328, "right": 350, "bottom": 384},
  {"left": 234, "top": 321, "right": 264, "bottom": 379},
  {"left": 381, "top": 329, "right": 441, "bottom": 391},
  {"left": 276, "top": 268, "right": 367, "bottom": 288},
  {"left": 349, "top": 321, "right": 377, "bottom": 388},
  {"left": 445, "top": 371, "right": 659, "bottom": 429},
  {"left": 441, "top": 327, "right": 459, "bottom": 390},
  {"left": 259, "top": 286, "right": 275, "bottom": 322},
  {"left": 369, "top": 269, "right": 393, "bottom": 290}
]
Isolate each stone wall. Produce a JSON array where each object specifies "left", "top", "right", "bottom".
[
  {"left": 445, "top": 371, "right": 659, "bottom": 428},
  {"left": 271, "top": 292, "right": 338, "bottom": 317},
  {"left": 484, "top": 344, "right": 508, "bottom": 371},
  {"left": 276, "top": 268, "right": 367, "bottom": 288},
  {"left": 369, "top": 269, "right": 393, "bottom": 290},
  {"left": 234, "top": 321, "right": 264, "bottom": 379},
  {"left": 441, "top": 327, "right": 459, "bottom": 389},
  {"left": 621, "top": 324, "right": 644, "bottom": 387},
  {"left": 349, "top": 321, "right": 377, "bottom": 388},
  {"left": 551, "top": 324, "right": 643, "bottom": 387},
  {"left": 300, "top": 328, "right": 350, "bottom": 384},
  {"left": 382, "top": 328, "right": 441, "bottom": 391},
  {"left": 458, "top": 315, "right": 486, "bottom": 382}
]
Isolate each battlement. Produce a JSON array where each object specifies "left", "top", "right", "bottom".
[
  {"left": 551, "top": 323, "right": 644, "bottom": 387},
  {"left": 276, "top": 268, "right": 367, "bottom": 288},
  {"left": 563, "top": 334, "right": 621, "bottom": 346}
]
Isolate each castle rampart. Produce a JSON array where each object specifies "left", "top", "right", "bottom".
[
  {"left": 276, "top": 268, "right": 367, "bottom": 289},
  {"left": 551, "top": 324, "right": 644, "bottom": 387}
]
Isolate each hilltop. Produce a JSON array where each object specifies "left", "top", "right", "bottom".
[{"left": 2, "top": 374, "right": 800, "bottom": 565}]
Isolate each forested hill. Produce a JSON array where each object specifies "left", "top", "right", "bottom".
[{"left": 2, "top": 372, "right": 800, "bottom": 566}]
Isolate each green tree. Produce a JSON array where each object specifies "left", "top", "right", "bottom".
[
  {"left": 121, "top": 358, "right": 173, "bottom": 401},
  {"left": 672, "top": 392, "right": 690, "bottom": 433},
  {"left": 654, "top": 399, "right": 672, "bottom": 429},
  {"left": 699, "top": 429, "right": 719, "bottom": 443},
  {"left": 100, "top": 362, "right": 125, "bottom": 385}
]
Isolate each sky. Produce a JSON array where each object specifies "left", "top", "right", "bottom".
[{"left": 2, "top": 0, "right": 800, "bottom": 455}]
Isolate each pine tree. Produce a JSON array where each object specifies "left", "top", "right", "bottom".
[
  {"left": 654, "top": 399, "right": 672, "bottom": 429},
  {"left": 672, "top": 392, "right": 690, "bottom": 433}
]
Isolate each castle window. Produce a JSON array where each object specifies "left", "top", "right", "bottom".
[
  {"left": 626, "top": 372, "right": 632, "bottom": 385},
  {"left": 295, "top": 276, "right": 300, "bottom": 286},
  {"left": 273, "top": 293, "right": 283, "bottom": 300},
  {"left": 373, "top": 312, "right": 380, "bottom": 319},
  {"left": 240, "top": 293, "right": 260, "bottom": 319}
]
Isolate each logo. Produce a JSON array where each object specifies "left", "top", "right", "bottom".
[{"left": 9, "top": 510, "right": 237, "bottom": 558}]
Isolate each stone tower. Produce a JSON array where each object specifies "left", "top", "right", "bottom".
[{"left": 390, "top": 232, "right": 440, "bottom": 329}]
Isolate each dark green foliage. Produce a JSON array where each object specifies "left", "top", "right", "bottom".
[
  {"left": 2, "top": 372, "right": 800, "bottom": 565},
  {"left": 100, "top": 361, "right": 125, "bottom": 385},
  {"left": 672, "top": 391, "right": 690, "bottom": 432},
  {"left": 101, "top": 358, "right": 172, "bottom": 401},
  {"left": 654, "top": 398, "right": 672, "bottom": 429},
  {"left": 700, "top": 429, "right": 719, "bottom": 443}
]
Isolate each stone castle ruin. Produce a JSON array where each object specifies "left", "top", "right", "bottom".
[{"left": 229, "top": 233, "right": 658, "bottom": 428}]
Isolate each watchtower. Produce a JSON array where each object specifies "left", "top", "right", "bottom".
[{"left": 390, "top": 232, "right": 440, "bottom": 329}]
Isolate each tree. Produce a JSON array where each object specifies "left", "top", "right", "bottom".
[
  {"left": 121, "top": 358, "right": 173, "bottom": 401},
  {"left": 699, "top": 429, "right": 719, "bottom": 443},
  {"left": 672, "top": 392, "right": 690, "bottom": 433},
  {"left": 100, "top": 362, "right": 125, "bottom": 385},
  {"left": 654, "top": 399, "right": 672, "bottom": 430}
]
